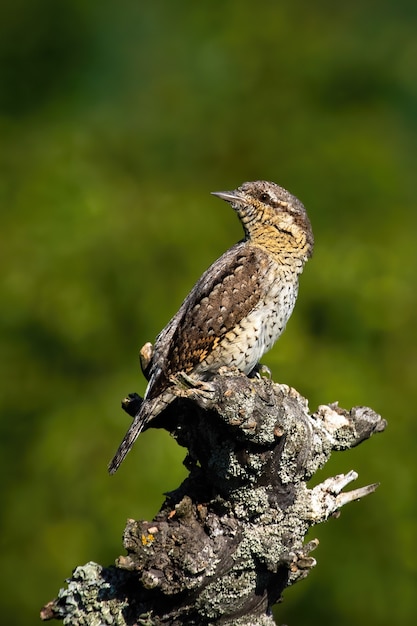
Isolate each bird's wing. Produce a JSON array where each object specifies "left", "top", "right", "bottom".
[{"left": 145, "top": 241, "right": 271, "bottom": 399}]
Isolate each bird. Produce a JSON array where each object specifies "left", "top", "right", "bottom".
[{"left": 108, "top": 180, "right": 314, "bottom": 474}]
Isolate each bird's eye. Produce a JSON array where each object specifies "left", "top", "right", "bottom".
[{"left": 260, "top": 192, "right": 270, "bottom": 203}]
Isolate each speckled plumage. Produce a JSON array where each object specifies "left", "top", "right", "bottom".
[{"left": 109, "top": 181, "right": 313, "bottom": 473}]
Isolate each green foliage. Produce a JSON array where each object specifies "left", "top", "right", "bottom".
[{"left": 0, "top": 1, "right": 416, "bottom": 624}]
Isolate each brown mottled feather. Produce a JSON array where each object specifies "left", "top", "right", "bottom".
[{"left": 148, "top": 243, "right": 267, "bottom": 398}]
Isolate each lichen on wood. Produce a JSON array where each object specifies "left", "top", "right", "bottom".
[{"left": 41, "top": 370, "right": 386, "bottom": 625}]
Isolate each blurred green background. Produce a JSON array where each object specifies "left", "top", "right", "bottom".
[{"left": 1, "top": 1, "right": 416, "bottom": 624}]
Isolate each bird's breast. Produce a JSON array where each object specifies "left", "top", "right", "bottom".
[{"left": 195, "top": 273, "right": 299, "bottom": 377}]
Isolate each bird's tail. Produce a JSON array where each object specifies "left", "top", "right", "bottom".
[{"left": 108, "top": 392, "right": 174, "bottom": 474}]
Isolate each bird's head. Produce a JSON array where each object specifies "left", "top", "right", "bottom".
[{"left": 212, "top": 180, "right": 314, "bottom": 262}]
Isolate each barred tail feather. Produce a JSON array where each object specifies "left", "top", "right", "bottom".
[
  {"left": 108, "top": 406, "right": 149, "bottom": 474},
  {"left": 108, "top": 391, "right": 174, "bottom": 474}
]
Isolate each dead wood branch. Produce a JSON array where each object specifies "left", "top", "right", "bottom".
[{"left": 41, "top": 371, "right": 386, "bottom": 625}]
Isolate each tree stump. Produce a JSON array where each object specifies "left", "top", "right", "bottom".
[{"left": 41, "top": 369, "right": 386, "bottom": 625}]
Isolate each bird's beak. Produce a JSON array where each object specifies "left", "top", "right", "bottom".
[{"left": 211, "top": 190, "right": 242, "bottom": 204}]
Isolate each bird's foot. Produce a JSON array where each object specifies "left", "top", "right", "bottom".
[
  {"left": 249, "top": 362, "right": 272, "bottom": 379},
  {"left": 170, "top": 372, "right": 216, "bottom": 405}
]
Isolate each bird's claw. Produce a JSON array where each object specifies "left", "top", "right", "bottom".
[
  {"left": 249, "top": 362, "right": 272, "bottom": 379},
  {"left": 170, "top": 372, "right": 216, "bottom": 403}
]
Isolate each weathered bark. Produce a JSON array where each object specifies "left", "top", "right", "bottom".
[{"left": 41, "top": 369, "right": 386, "bottom": 625}]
